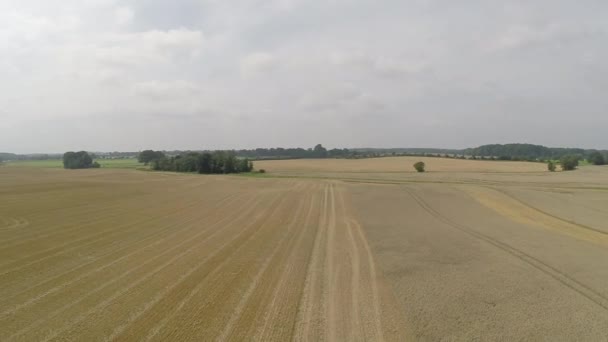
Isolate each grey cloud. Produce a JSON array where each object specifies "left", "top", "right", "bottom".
[{"left": 1, "top": 0, "right": 607, "bottom": 153}]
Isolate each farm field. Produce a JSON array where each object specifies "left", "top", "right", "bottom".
[
  {"left": 1, "top": 158, "right": 608, "bottom": 340},
  {"left": 254, "top": 156, "right": 548, "bottom": 174},
  {"left": 4, "top": 158, "right": 143, "bottom": 169}
]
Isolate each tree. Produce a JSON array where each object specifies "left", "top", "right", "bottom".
[
  {"left": 560, "top": 155, "right": 579, "bottom": 171},
  {"left": 547, "top": 161, "right": 556, "bottom": 172},
  {"left": 313, "top": 144, "right": 328, "bottom": 158},
  {"left": 223, "top": 151, "right": 237, "bottom": 173},
  {"left": 152, "top": 156, "right": 173, "bottom": 171},
  {"left": 138, "top": 150, "right": 165, "bottom": 165},
  {"left": 63, "top": 151, "right": 95, "bottom": 169},
  {"left": 413, "top": 161, "right": 425, "bottom": 172},
  {"left": 236, "top": 158, "right": 253, "bottom": 173},
  {"left": 587, "top": 151, "right": 606, "bottom": 166},
  {"left": 174, "top": 154, "right": 198, "bottom": 172},
  {"left": 197, "top": 153, "right": 213, "bottom": 174}
]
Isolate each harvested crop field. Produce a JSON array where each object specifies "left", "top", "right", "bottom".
[
  {"left": 255, "top": 156, "right": 548, "bottom": 174},
  {"left": 0, "top": 167, "right": 406, "bottom": 341},
  {"left": 1, "top": 159, "right": 608, "bottom": 341}
]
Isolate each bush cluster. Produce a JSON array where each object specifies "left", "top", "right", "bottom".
[
  {"left": 149, "top": 151, "right": 253, "bottom": 174},
  {"left": 413, "top": 161, "right": 425, "bottom": 172},
  {"left": 63, "top": 151, "right": 100, "bottom": 169},
  {"left": 559, "top": 155, "right": 579, "bottom": 171}
]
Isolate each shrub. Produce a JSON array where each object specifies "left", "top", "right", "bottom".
[
  {"left": 413, "top": 161, "right": 425, "bottom": 173},
  {"left": 547, "top": 161, "right": 556, "bottom": 172},
  {"left": 259, "top": 169, "right": 266, "bottom": 173},
  {"left": 560, "top": 155, "right": 579, "bottom": 171}
]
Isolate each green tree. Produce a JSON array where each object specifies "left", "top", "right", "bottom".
[
  {"left": 138, "top": 150, "right": 165, "bottom": 165},
  {"left": 313, "top": 144, "right": 328, "bottom": 158},
  {"left": 413, "top": 161, "right": 425, "bottom": 172},
  {"left": 547, "top": 161, "right": 556, "bottom": 172},
  {"left": 197, "top": 153, "right": 213, "bottom": 174},
  {"left": 63, "top": 151, "right": 95, "bottom": 169},
  {"left": 587, "top": 151, "right": 606, "bottom": 166},
  {"left": 560, "top": 155, "right": 579, "bottom": 171}
]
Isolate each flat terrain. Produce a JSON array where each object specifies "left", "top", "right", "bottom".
[
  {"left": 0, "top": 167, "right": 406, "bottom": 341},
  {"left": 1, "top": 158, "right": 608, "bottom": 340},
  {"left": 4, "top": 158, "right": 142, "bottom": 169},
  {"left": 255, "top": 156, "right": 547, "bottom": 173}
]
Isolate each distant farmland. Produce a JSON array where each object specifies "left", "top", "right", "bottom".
[
  {"left": 4, "top": 158, "right": 142, "bottom": 169},
  {"left": 1, "top": 158, "right": 608, "bottom": 340}
]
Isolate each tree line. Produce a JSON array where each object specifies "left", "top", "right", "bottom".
[
  {"left": 234, "top": 144, "right": 345, "bottom": 159},
  {"left": 463, "top": 143, "right": 608, "bottom": 162},
  {"left": 140, "top": 150, "right": 254, "bottom": 174},
  {"left": 548, "top": 152, "right": 606, "bottom": 172}
]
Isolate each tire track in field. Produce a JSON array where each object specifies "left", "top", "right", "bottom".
[
  {"left": 214, "top": 184, "right": 324, "bottom": 340},
  {"left": 137, "top": 190, "right": 298, "bottom": 341},
  {"left": 0, "top": 192, "right": 243, "bottom": 317},
  {"left": 0, "top": 178, "right": 210, "bottom": 249},
  {"left": 0, "top": 195, "right": 165, "bottom": 259},
  {"left": 492, "top": 187, "right": 608, "bottom": 236},
  {"left": 462, "top": 186, "right": 608, "bottom": 247},
  {"left": 203, "top": 189, "right": 310, "bottom": 342},
  {"left": 54, "top": 189, "right": 289, "bottom": 342},
  {"left": 338, "top": 185, "right": 402, "bottom": 341},
  {"left": 38, "top": 189, "right": 289, "bottom": 341},
  {"left": 3, "top": 192, "right": 265, "bottom": 341},
  {"left": 0, "top": 201, "right": 136, "bottom": 250},
  {"left": 0, "top": 194, "right": 237, "bottom": 297},
  {"left": 294, "top": 182, "right": 406, "bottom": 341},
  {"left": 0, "top": 189, "right": 162, "bottom": 248},
  {"left": 344, "top": 218, "right": 363, "bottom": 339},
  {"left": 405, "top": 186, "right": 608, "bottom": 312},
  {"left": 295, "top": 183, "right": 330, "bottom": 342},
  {"left": 111, "top": 190, "right": 294, "bottom": 340},
  {"left": 0, "top": 191, "right": 239, "bottom": 300},
  {"left": 325, "top": 183, "right": 338, "bottom": 342},
  {"left": 350, "top": 219, "right": 384, "bottom": 338},
  {"left": 0, "top": 217, "right": 28, "bottom": 230},
  {"left": 0, "top": 190, "right": 219, "bottom": 277},
  {"left": 252, "top": 190, "right": 319, "bottom": 341},
  {"left": 0, "top": 189, "right": 223, "bottom": 290}
]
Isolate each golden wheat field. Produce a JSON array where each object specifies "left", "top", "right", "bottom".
[{"left": 1, "top": 158, "right": 608, "bottom": 341}]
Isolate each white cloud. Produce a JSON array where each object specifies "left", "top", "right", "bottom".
[
  {"left": 114, "top": 6, "right": 134, "bottom": 26},
  {"left": 132, "top": 80, "right": 202, "bottom": 100},
  {"left": 329, "top": 51, "right": 429, "bottom": 78},
  {"left": 240, "top": 52, "right": 279, "bottom": 77}
]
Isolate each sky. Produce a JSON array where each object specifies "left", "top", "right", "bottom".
[{"left": 1, "top": 0, "right": 607, "bottom": 153}]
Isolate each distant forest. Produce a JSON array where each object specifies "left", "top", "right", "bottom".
[
  {"left": 237, "top": 144, "right": 608, "bottom": 163},
  {"left": 461, "top": 144, "right": 608, "bottom": 161},
  {"left": 2, "top": 143, "right": 607, "bottom": 165},
  {"left": 0, "top": 153, "right": 62, "bottom": 161}
]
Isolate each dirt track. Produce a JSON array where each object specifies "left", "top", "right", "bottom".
[{"left": 1, "top": 160, "right": 608, "bottom": 340}]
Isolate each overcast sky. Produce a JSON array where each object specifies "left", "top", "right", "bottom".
[{"left": 1, "top": 0, "right": 607, "bottom": 153}]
